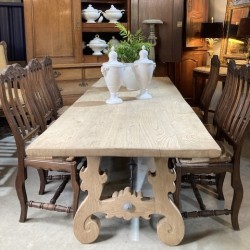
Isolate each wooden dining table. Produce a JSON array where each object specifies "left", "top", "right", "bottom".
[{"left": 26, "top": 77, "right": 221, "bottom": 246}]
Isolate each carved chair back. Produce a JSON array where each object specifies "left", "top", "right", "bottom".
[
  {"left": 0, "top": 65, "right": 40, "bottom": 155},
  {"left": 26, "top": 58, "right": 57, "bottom": 125},
  {"left": 41, "top": 56, "right": 63, "bottom": 110},
  {"left": 199, "top": 55, "right": 220, "bottom": 123}
]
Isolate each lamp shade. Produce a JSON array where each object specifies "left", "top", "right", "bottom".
[
  {"left": 228, "top": 24, "right": 239, "bottom": 38},
  {"left": 200, "top": 22, "right": 224, "bottom": 38},
  {"left": 237, "top": 17, "right": 250, "bottom": 38}
]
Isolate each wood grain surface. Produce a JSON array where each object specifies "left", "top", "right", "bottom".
[{"left": 26, "top": 77, "right": 221, "bottom": 158}]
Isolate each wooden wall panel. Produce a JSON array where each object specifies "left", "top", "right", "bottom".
[{"left": 131, "top": 0, "right": 184, "bottom": 62}]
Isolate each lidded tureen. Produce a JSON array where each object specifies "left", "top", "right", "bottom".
[
  {"left": 87, "top": 35, "right": 108, "bottom": 55},
  {"left": 108, "top": 36, "right": 120, "bottom": 48},
  {"left": 82, "top": 4, "right": 102, "bottom": 23},
  {"left": 102, "top": 5, "right": 125, "bottom": 23}
]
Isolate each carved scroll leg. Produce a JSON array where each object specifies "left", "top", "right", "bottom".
[
  {"left": 73, "top": 156, "right": 108, "bottom": 243},
  {"left": 149, "top": 157, "right": 185, "bottom": 246}
]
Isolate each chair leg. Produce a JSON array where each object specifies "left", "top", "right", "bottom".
[
  {"left": 216, "top": 173, "right": 226, "bottom": 200},
  {"left": 190, "top": 174, "right": 206, "bottom": 210},
  {"left": 231, "top": 171, "right": 243, "bottom": 230},
  {"left": 15, "top": 167, "right": 28, "bottom": 222},
  {"left": 173, "top": 166, "right": 182, "bottom": 209},
  {"left": 37, "top": 169, "right": 46, "bottom": 195},
  {"left": 71, "top": 166, "right": 80, "bottom": 216},
  {"left": 203, "top": 110, "right": 209, "bottom": 124}
]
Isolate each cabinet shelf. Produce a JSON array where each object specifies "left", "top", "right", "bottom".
[
  {"left": 82, "top": 22, "right": 127, "bottom": 32},
  {"left": 81, "top": 0, "right": 124, "bottom": 3}
]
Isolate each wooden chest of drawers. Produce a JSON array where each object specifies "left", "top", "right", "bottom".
[{"left": 53, "top": 64, "right": 102, "bottom": 105}]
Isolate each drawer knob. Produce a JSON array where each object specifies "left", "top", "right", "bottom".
[
  {"left": 79, "top": 82, "right": 88, "bottom": 87},
  {"left": 53, "top": 71, "right": 61, "bottom": 78}
]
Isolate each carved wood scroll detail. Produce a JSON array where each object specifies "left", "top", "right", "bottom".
[{"left": 73, "top": 156, "right": 185, "bottom": 246}]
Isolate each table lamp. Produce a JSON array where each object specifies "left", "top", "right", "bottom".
[
  {"left": 237, "top": 17, "right": 250, "bottom": 64},
  {"left": 200, "top": 19, "right": 224, "bottom": 61}
]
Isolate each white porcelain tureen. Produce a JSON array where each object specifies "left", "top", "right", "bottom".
[
  {"left": 102, "top": 5, "right": 125, "bottom": 23},
  {"left": 87, "top": 35, "right": 108, "bottom": 55},
  {"left": 82, "top": 4, "right": 102, "bottom": 23}
]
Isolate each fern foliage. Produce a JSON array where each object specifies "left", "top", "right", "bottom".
[{"left": 108, "top": 23, "right": 152, "bottom": 63}]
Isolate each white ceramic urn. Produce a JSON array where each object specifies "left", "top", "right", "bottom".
[
  {"left": 102, "top": 5, "right": 125, "bottom": 23},
  {"left": 101, "top": 47, "right": 125, "bottom": 104},
  {"left": 132, "top": 46, "right": 156, "bottom": 99}
]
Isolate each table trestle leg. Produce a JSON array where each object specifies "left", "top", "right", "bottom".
[{"left": 73, "top": 156, "right": 185, "bottom": 246}]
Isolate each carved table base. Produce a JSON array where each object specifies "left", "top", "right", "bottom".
[{"left": 73, "top": 156, "right": 185, "bottom": 246}]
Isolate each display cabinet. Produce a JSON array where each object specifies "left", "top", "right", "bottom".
[
  {"left": 174, "top": 0, "right": 208, "bottom": 105},
  {"left": 81, "top": 0, "right": 131, "bottom": 63},
  {"left": 23, "top": 0, "right": 131, "bottom": 104}
]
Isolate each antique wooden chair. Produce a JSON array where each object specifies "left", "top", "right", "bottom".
[
  {"left": 0, "top": 65, "right": 83, "bottom": 222},
  {"left": 26, "top": 58, "right": 57, "bottom": 127},
  {"left": 171, "top": 61, "right": 250, "bottom": 230},
  {"left": 193, "top": 55, "right": 220, "bottom": 124},
  {"left": 40, "top": 56, "right": 66, "bottom": 115}
]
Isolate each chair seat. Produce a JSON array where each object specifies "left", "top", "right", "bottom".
[{"left": 179, "top": 140, "right": 233, "bottom": 165}]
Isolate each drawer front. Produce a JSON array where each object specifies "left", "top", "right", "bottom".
[
  {"left": 53, "top": 68, "right": 82, "bottom": 81},
  {"left": 57, "top": 80, "right": 89, "bottom": 96},
  {"left": 84, "top": 68, "right": 102, "bottom": 79},
  {"left": 62, "top": 95, "right": 81, "bottom": 106}
]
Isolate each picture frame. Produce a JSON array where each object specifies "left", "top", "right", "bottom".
[{"left": 233, "top": 0, "right": 250, "bottom": 6}]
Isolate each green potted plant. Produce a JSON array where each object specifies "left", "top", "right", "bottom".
[
  {"left": 108, "top": 23, "right": 152, "bottom": 89},
  {"left": 111, "top": 23, "right": 152, "bottom": 63}
]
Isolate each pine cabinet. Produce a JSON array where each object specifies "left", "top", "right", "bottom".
[
  {"left": 174, "top": 0, "right": 209, "bottom": 104},
  {"left": 175, "top": 50, "right": 207, "bottom": 104},
  {"left": 186, "top": 0, "right": 208, "bottom": 47},
  {"left": 24, "top": 0, "right": 82, "bottom": 64},
  {"left": 53, "top": 65, "right": 102, "bottom": 105},
  {"left": 23, "top": 0, "right": 130, "bottom": 104}
]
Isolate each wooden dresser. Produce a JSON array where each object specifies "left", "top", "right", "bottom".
[{"left": 23, "top": 0, "right": 130, "bottom": 105}]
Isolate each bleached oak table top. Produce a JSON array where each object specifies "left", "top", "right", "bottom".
[
  {"left": 26, "top": 77, "right": 220, "bottom": 159},
  {"left": 26, "top": 77, "right": 221, "bottom": 246}
]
